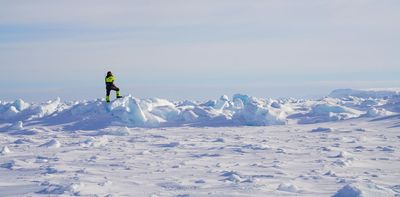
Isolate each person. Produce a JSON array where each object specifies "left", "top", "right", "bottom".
[{"left": 105, "top": 71, "right": 122, "bottom": 102}]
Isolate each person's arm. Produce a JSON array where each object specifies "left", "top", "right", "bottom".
[{"left": 111, "top": 76, "right": 116, "bottom": 86}]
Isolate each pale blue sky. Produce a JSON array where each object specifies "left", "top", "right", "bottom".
[{"left": 0, "top": 0, "right": 399, "bottom": 101}]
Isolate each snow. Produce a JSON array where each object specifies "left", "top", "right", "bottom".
[
  {"left": 0, "top": 88, "right": 400, "bottom": 196},
  {"left": 1, "top": 89, "right": 399, "bottom": 128}
]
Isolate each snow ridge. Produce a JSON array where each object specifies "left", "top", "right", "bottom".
[{"left": 0, "top": 89, "right": 399, "bottom": 129}]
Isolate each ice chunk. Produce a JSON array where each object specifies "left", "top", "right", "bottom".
[
  {"left": 213, "top": 95, "right": 230, "bottom": 111},
  {"left": 201, "top": 100, "right": 216, "bottom": 107},
  {"left": 0, "top": 160, "right": 15, "bottom": 169},
  {"left": 333, "top": 184, "right": 362, "bottom": 197},
  {"left": 233, "top": 95, "right": 287, "bottom": 126},
  {"left": 271, "top": 101, "right": 281, "bottom": 109},
  {"left": 14, "top": 138, "right": 34, "bottom": 144},
  {"left": 38, "top": 182, "right": 83, "bottom": 195},
  {"left": 110, "top": 97, "right": 148, "bottom": 126},
  {"left": 96, "top": 127, "right": 131, "bottom": 136},
  {"left": 39, "top": 139, "right": 61, "bottom": 148},
  {"left": 311, "top": 104, "right": 352, "bottom": 115},
  {"left": 364, "top": 108, "right": 394, "bottom": 117},
  {"left": 29, "top": 98, "right": 62, "bottom": 120},
  {"left": 3, "top": 106, "right": 19, "bottom": 119},
  {"left": 233, "top": 94, "right": 253, "bottom": 105},
  {"left": 299, "top": 102, "right": 363, "bottom": 124},
  {"left": 0, "top": 146, "right": 11, "bottom": 154},
  {"left": 11, "top": 121, "right": 24, "bottom": 130},
  {"left": 149, "top": 105, "right": 180, "bottom": 122},
  {"left": 13, "top": 99, "right": 30, "bottom": 111},
  {"left": 277, "top": 183, "right": 299, "bottom": 192},
  {"left": 311, "top": 127, "right": 332, "bottom": 132},
  {"left": 182, "top": 110, "right": 199, "bottom": 122},
  {"left": 221, "top": 171, "right": 244, "bottom": 183}
]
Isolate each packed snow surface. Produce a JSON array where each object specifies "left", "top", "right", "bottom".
[{"left": 0, "top": 89, "right": 399, "bottom": 196}]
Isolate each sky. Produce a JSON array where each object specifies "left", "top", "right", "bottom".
[{"left": 0, "top": 0, "right": 399, "bottom": 102}]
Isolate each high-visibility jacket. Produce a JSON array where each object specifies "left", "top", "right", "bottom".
[
  {"left": 105, "top": 75, "right": 115, "bottom": 83},
  {"left": 105, "top": 75, "right": 116, "bottom": 87}
]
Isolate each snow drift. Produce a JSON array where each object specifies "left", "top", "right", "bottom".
[{"left": 0, "top": 89, "right": 399, "bottom": 129}]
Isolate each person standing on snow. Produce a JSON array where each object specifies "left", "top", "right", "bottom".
[{"left": 105, "top": 71, "right": 123, "bottom": 102}]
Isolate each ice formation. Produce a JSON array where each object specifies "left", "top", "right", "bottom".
[{"left": 0, "top": 89, "right": 399, "bottom": 129}]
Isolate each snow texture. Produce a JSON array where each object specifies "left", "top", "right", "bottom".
[{"left": 0, "top": 89, "right": 399, "bottom": 196}]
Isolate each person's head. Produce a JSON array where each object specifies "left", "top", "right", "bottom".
[{"left": 107, "top": 71, "right": 112, "bottom": 76}]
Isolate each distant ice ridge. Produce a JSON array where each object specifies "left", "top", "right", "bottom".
[
  {"left": 297, "top": 98, "right": 364, "bottom": 124},
  {"left": 0, "top": 88, "right": 399, "bottom": 128},
  {"left": 329, "top": 88, "right": 400, "bottom": 99}
]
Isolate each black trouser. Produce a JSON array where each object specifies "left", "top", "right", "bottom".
[{"left": 106, "top": 85, "right": 120, "bottom": 96}]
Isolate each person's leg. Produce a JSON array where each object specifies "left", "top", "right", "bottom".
[
  {"left": 106, "top": 88, "right": 111, "bottom": 102},
  {"left": 111, "top": 85, "right": 121, "bottom": 98},
  {"left": 116, "top": 87, "right": 121, "bottom": 97}
]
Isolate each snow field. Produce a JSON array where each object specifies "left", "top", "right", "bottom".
[
  {"left": 0, "top": 118, "right": 399, "bottom": 196},
  {"left": 0, "top": 88, "right": 399, "bottom": 196}
]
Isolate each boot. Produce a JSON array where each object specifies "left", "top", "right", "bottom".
[{"left": 116, "top": 91, "right": 122, "bottom": 99}]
